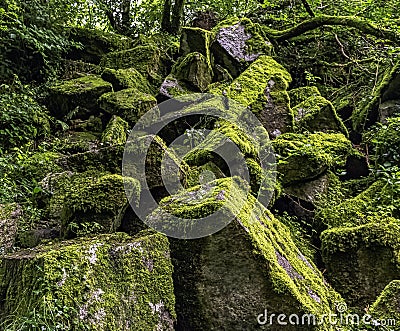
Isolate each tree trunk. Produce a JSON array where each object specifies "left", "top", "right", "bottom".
[
  {"left": 161, "top": 0, "right": 172, "bottom": 33},
  {"left": 121, "top": 0, "right": 131, "bottom": 33},
  {"left": 170, "top": 0, "right": 185, "bottom": 35}
]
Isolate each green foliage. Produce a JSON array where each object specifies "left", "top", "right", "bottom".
[
  {"left": 0, "top": 81, "right": 51, "bottom": 153},
  {"left": 0, "top": 0, "right": 82, "bottom": 80}
]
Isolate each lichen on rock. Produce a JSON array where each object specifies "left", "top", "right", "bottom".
[{"left": 0, "top": 232, "right": 176, "bottom": 330}]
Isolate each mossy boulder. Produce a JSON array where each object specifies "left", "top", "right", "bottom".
[
  {"left": 100, "top": 45, "right": 168, "bottom": 86},
  {"left": 293, "top": 96, "right": 348, "bottom": 135},
  {"left": 55, "top": 131, "right": 100, "bottom": 154},
  {"left": 60, "top": 173, "right": 140, "bottom": 238},
  {"left": 148, "top": 177, "right": 340, "bottom": 330},
  {"left": 370, "top": 280, "right": 400, "bottom": 324},
  {"left": 68, "top": 115, "right": 103, "bottom": 133},
  {"left": 273, "top": 132, "right": 354, "bottom": 186},
  {"left": 101, "top": 115, "right": 129, "bottom": 146},
  {"left": 321, "top": 218, "right": 400, "bottom": 308},
  {"left": 98, "top": 88, "right": 157, "bottom": 125},
  {"left": 288, "top": 86, "right": 321, "bottom": 108},
  {"left": 0, "top": 204, "right": 21, "bottom": 254},
  {"left": 216, "top": 55, "right": 294, "bottom": 138},
  {"left": 172, "top": 52, "right": 213, "bottom": 92},
  {"left": 67, "top": 27, "right": 134, "bottom": 64},
  {"left": 180, "top": 27, "right": 212, "bottom": 63},
  {"left": 47, "top": 75, "right": 112, "bottom": 118},
  {"left": 211, "top": 18, "right": 273, "bottom": 78},
  {"left": 317, "top": 177, "right": 400, "bottom": 228},
  {"left": 0, "top": 232, "right": 176, "bottom": 330},
  {"left": 101, "top": 67, "right": 154, "bottom": 94}
]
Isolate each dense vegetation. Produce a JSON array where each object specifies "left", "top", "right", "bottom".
[{"left": 1, "top": 0, "right": 400, "bottom": 330}]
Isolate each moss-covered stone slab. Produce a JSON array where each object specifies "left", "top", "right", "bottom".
[
  {"left": 216, "top": 55, "right": 294, "bottom": 138},
  {"left": 60, "top": 172, "right": 140, "bottom": 238},
  {"left": 211, "top": 18, "right": 273, "bottom": 78},
  {"left": 321, "top": 218, "right": 400, "bottom": 308},
  {"left": 67, "top": 27, "right": 134, "bottom": 64},
  {"left": 0, "top": 204, "right": 21, "bottom": 254},
  {"left": 101, "top": 115, "right": 129, "bottom": 146},
  {"left": 98, "top": 88, "right": 157, "bottom": 125},
  {"left": 0, "top": 232, "right": 176, "bottom": 330},
  {"left": 288, "top": 86, "right": 321, "bottom": 108},
  {"left": 273, "top": 132, "right": 353, "bottom": 186},
  {"left": 370, "top": 280, "right": 400, "bottom": 324},
  {"left": 148, "top": 177, "right": 340, "bottom": 330},
  {"left": 293, "top": 96, "right": 348, "bottom": 135},
  {"left": 101, "top": 67, "right": 154, "bottom": 94},
  {"left": 56, "top": 131, "right": 101, "bottom": 154},
  {"left": 100, "top": 45, "right": 168, "bottom": 86},
  {"left": 172, "top": 52, "right": 213, "bottom": 92},
  {"left": 47, "top": 75, "right": 112, "bottom": 118}
]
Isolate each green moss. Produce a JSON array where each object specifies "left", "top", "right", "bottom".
[
  {"left": 370, "top": 280, "right": 400, "bottom": 323},
  {"left": 101, "top": 67, "right": 154, "bottom": 94},
  {"left": 20, "top": 151, "right": 63, "bottom": 183},
  {"left": 98, "top": 88, "right": 157, "bottom": 125},
  {"left": 101, "top": 115, "right": 128, "bottom": 146},
  {"left": 288, "top": 86, "right": 321, "bottom": 107},
  {"left": 172, "top": 52, "right": 213, "bottom": 92},
  {"left": 48, "top": 75, "right": 112, "bottom": 118},
  {"left": 273, "top": 132, "right": 354, "bottom": 185},
  {"left": 293, "top": 95, "right": 348, "bottom": 136},
  {"left": 124, "top": 135, "right": 190, "bottom": 191},
  {"left": 220, "top": 55, "right": 291, "bottom": 106},
  {"left": 211, "top": 55, "right": 293, "bottom": 136},
  {"left": 317, "top": 176, "right": 400, "bottom": 228},
  {"left": 149, "top": 177, "right": 341, "bottom": 329},
  {"left": 210, "top": 18, "right": 273, "bottom": 78},
  {"left": 99, "top": 45, "right": 168, "bottom": 86},
  {"left": 0, "top": 232, "right": 176, "bottom": 330},
  {"left": 55, "top": 131, "right": 100, "bottom": 154},
  {"left": 60, "top": 173, "right": 140, "bottom": 238},
  {"left": 68, "top": 27, "right": 134, "bottom": 64}
]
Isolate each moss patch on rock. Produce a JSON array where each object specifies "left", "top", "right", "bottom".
[
  {"left": 293, "top": 96, "right": 348, "bottom": 136},
  {"left": 215, "top": 55, "right": 294, "bottom": 137},
  {"left": 273, "top": 132, "right": 354, "bottom": 186},
  {"left": 101, "top": 115, "right": 129, "bottom": 146},
  {"left": 288, "top": 86, "right": 321, "bottom": 108},
  {"left": 0, "top": 204, "right": 21, "bottom": 254},
  {"left": 98, "top": 88, "right": 157, "bottom": 125},
  {"left": 101, "top": 67, "right": 154, "bottom": 94},
  {"left": 47, "top": 75, "right": 112, "bottom": 118},
  {"left": 100, "top": 45, "right": 168, "bottom": 86},
  {"left": 0, "top": 232, "right": 176, "bottom": 330},
  {"left": 59, "top": 172, "right": 140, "bottom": 238},
  {"left": 370, "top": 280, "right": 400, "bottom": 324}
]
